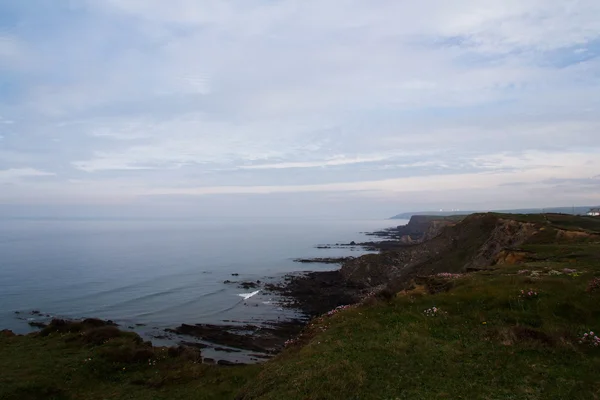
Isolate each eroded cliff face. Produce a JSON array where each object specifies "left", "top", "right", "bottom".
[
  {"left": 465, "top": 219, "right": 538, "bottom": 270},
  {"left": 340, "top": 214, "right": 539, "bottom": 287},
  {"left": 389, "top": 215, "right": 458, "bottom": 243}
]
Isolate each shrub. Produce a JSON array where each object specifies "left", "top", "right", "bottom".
[
  {"left": 435, "top": 273, "right": 463, "bottom": 279},
  {"left": 40, "top": 318, "right": 117, "bottom": 337},
  {"left": 97, "top": 340, "right": 155, "bottom": 363},
  {"left": 82, "top": 326, "right": 142, "bottom": 346},
  {"left": 579, "top": 331, "right": 600, "bottom": 347},
  {"left": 519, "top": 289, "right": 539, "bottom": 299},
  {"left": 423, "top": 307, "right": 444, "bottom": 317}
]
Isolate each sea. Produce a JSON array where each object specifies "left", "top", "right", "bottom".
[{"left": 0, "top": 217, "right": 404, "bottom": 344}]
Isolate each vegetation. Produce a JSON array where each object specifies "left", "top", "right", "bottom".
[
  {"left": 0, "top": 319, "right": 259, "bottom": 400},
  {"left": 1, "top": 214, "right": 600, "bottom": 399}
]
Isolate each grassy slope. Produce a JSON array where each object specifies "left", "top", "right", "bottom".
[
  {"left": 240, "top": 240, "right": 600, "bottom": 400},
  {"left": 0, "top": 330, "right": 259, "bottom": 400},
  {"left": 1, "top": 214, "right": 600, "bottom": 400}
]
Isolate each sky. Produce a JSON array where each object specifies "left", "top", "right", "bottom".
[{"left": 0, "top": 0, "right": 599, "bottom": 218}]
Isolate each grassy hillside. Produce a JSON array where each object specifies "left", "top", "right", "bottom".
[
  {"left": 2, "top": 214, "right": 600, "bottom": 400},
  {"left": 240, "top": 240, "right": 600, "bottom": 399},
  {"left": 0, "top": 321, "right": 259, "bottom": 400}
]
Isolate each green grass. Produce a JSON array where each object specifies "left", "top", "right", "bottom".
[
  {"left": 239, "top": 242, "right": 600, "bottom": 400},
  {"left": 0, "top": 330, "right": 259, "bottom": 400},
  {"left": 2, "top": 218, "right": 600, "bottom": 399}
]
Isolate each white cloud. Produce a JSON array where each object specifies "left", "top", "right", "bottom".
[
  {"left": 238, "top": 156, "right": 390, "bottom": 170},
  {"left": 0, "top": 36, "right": 21, "bottom": 59},
  {"left": 89, "top": 0, "right": 600, "bottom": 52},
  {"left": 136, "top": 150, "right": 600, "bottom": 195},
  {"left": 0, "top": 168, "right": 56, "bottom": 184},
  {"left": 1, "top": 1, "right": 600, "bottom": 213}
]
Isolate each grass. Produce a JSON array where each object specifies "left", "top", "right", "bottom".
[
  {"left": 0, "top": 327, "right": 259, "bottom": 400},
  {"left": 1, "top": 215, "right": 600, "bottom": 399},
  {"left": 239, "top": 241, "right": 600, "bottom": 400}
]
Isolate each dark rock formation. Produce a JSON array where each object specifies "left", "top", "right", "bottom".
[
  {"left": 238, "top": 281, "right": 260, "bottom": 289},
  {"left": 340, "top": 214, "right": 538, "bottom": 288},
  {"left": 293, "top": 257, "right": 354, "bottom": 264},
  {"left": 265, "top": 271, "right": 366, "bottom": 317},
  {"left": 1, "top": 329, "right": 16, "bottom": 338},
  {"left": 167, "top": 320, "right": 304, "bottom": 354},
  {"left": 367, "top": 215, "right": 461, "bottom": 244}
]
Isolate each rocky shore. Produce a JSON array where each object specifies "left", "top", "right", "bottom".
[
  {"left": 10, "top": 215, "right": 459, "bottom": 364},
  {"left": 15, "top": 213, "right": 562, "bottom": 366}
]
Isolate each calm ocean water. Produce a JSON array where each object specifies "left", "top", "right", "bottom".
[{"left": 0, "top": 218, "right": 403, "bottom": 340}]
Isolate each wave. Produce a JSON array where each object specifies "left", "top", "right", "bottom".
[{"left": 131, "top": 288, "right": 228, "bottom": 318}]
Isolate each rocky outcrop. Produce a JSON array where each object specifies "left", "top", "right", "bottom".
[
  {"left": 465, "top": 219, "right": 537, "bottom": 270},
  {"left": 340, "top": 214, "right": 539, "bottom": 287},
  {"left": 368, "top": 215, "right": 460, "bottom": 243}
]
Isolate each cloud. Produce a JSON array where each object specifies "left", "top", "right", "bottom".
[
  {"left": 0, "top": 35, "right": 22, "bottom": 60},
  {"left": 0, "top": 1, "right": 599, "bottom": 214},
  {"left": 0, "top": 168, "right": 56, "bottom": 184},
  {"left": 134, "top": 150, "right": 600, "bottom": 195},
  {"left": 238, "top": 156, "right": 390, "bottom": 170}
]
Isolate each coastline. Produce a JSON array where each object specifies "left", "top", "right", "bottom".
[
  {"left": 3, "top": 221, "right": 401, "bottom": 365},
  {"left": 3, "top": 212, "right": 600, "bottom": 399}
]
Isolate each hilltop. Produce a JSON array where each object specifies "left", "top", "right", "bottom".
[
  {"left": 391, "top": 206, "right": 598, "bottom": 219},
  {"left": 2, "top": 213, "right": 600, "bottom": 399}
]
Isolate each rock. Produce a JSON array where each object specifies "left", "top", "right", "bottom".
[
  {"left": 293, "top": 257, "right": 353, "bottom": 264},
  {"left": 167, "top": 345, "right": 201, "bottom": 362},
  {"left": 39, "top": 318, "right": 119, "bottom": 337},
  {"left": 203, "top": 358, "right": 216, "bottom": 365},
  {"left": 217, "top": 359, "right": 245, "bottom": 366},
  {"left": 28, "top": 321, "right": 48, "bottom": 329},
  {"left": 1, "top": 329, "right": 16, "bottom": 338},
  {"left": 169, "top": 321, "right": 303, "bottom": 354},
  {"left": 340, "top": 214, "right": 538, "bottom": 288},
  {"left": 214, "top": 346, "right": 242, "bottom": 353},
  {"left": 231, "top": 273, "right": 239, "bottom": 276},
  {"left": 238, "top": 281, "right": 259, "bottom": 289},
  {"left": 249, "top": 353, "right": 272, "bottom": 359},
  {"left": 180, "top": 341, "right": 209, "bottom": 349}
]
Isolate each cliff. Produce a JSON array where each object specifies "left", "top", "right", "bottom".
[
  {"left": 340, "top": 213, "right": 598, "bottom": 288},
  {"left": 3, "top": 212, "right": 600, "bottom": 400},
  {"left": 369, "top": 214, "right": 462, "bottom": 243}
]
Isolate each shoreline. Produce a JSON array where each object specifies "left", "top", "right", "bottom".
[
  {"left": 4, "top": 224, "right": 398, "bottom": 365},
  {"left": 2, "top": 215, "right": 448, "bottom": 364}
]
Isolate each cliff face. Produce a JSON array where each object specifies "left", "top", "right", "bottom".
[
  {"left": 340, "top": 214, "right": 539, "bottom": 287},
  {"left": 377, "top": 215, "right": 460, "bottom": 243}
]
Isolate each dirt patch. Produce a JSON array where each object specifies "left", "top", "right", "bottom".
[
  {"left": 496, "top": 250, "right": 530, "bottom": 265},
  {"left": 556, "top": 229, "right": 595, "bottom": 242},
  {"left": 414, "top": 275, "right": 455, "bottom": 294},
  {"left": 512, "top": 327, "right": 555, "bottom": 346}
]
